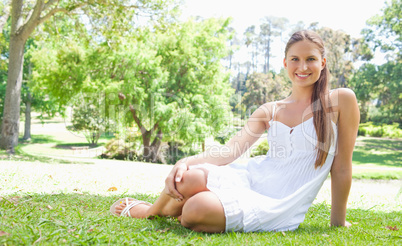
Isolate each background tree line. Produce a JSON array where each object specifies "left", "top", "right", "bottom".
[{"left": 0, "top": 0, "right": 400, "bottom": 163}]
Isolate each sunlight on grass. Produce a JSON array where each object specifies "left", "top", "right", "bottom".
[
  {"left": 0, "top": 193, "right": 400, "bottom": 245},
  {"left": 352, "top": 137, "right": 402, "bottom": 168}
]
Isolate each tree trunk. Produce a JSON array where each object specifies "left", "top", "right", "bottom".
[
  {"left": 142, "top": 129, "right": 163, "bottom": 163},
  {"left": 22, "top": 91, "right": 32, "bottom": 140},
  {"left": 0, "top": 35, "right": 26, "bottom": 152}
]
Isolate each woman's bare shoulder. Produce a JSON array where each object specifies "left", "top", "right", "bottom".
[
  {"left": 330, "top": 88, "right": 357, "bottom": 101},
  {"left": 330, "top": 88, "right": 358, "bottom": 110},
  {"left": 255, "top": 102, "right": 276, "bottom": 117}
]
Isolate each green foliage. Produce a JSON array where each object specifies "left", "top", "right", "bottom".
[
  {"left": 316, "top": 27, "right": 355, "bottom": 87},
  {"left": 31, "top": 18, "right": 234, "bottom": 163},
  {"left": 70, "top": 94, "right": 109, "bottom": 146},
  {"left": 358, "top": 122, "right": 402, "bottom": 138},
  {"left": 242, "top": 72, "right": 291, "bottom": 115},
  {"left": 214, "top": 127, "right": 238, "bottom": 145},
  {"left": 363, "top": 0, "right": 402, "bottom": 60},
  {"left": 350, "top": 61, "right": 401, "bottom": 124},
  {"left": 251, "top": 140, "right": 270, "bottom": 157},
  {"left": 101, "top": 127, "right": 143, "bottom": 161},
  {"left": 163, "top": 141, "right": 202, "bottom": 165}
]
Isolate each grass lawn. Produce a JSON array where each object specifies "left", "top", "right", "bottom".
[
  {"left": 352, "top": 137, "right": 402, "bottom": 180},
  {"left": 1, "top": 193, "right": 401, "bottom": 245}
]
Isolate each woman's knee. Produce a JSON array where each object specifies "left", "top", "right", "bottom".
[
  {"left": 180, "top": 192, "right": 225, "bottom": 232},
  {"left": 176, "top": 168, "right": 208, "bottom": 198}
]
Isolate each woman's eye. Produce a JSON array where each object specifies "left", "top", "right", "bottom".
[
  {"left": 308, "top": 58, "right": 316, "bottom": 61},
  {"left": 291, "top": 58, "right": 298, "bottom": 61}
]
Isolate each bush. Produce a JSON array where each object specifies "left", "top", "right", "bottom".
[
  {"left": 215, "top": 127, "right": 238, "bottom": 145},
  {"left": 101, "top": 129, "right": 203, "bottom": 164},
  {"left": 358, "top": 122, "right": 402, "bottom": 138},
  {"left": 163, "top": 141, "right": 202, "bottom": 164},
  {"left": 251, "top": 140, "right": 269, "bottom": 157},
  {"left": 100, "top": 127, "right": 142, "bottom": 161}
]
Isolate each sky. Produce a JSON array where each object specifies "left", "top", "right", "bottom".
[{"left": 180, "top": 0, "right": 388, "bottom": 71}]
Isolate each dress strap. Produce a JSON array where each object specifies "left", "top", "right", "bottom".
[{"left": 271, "top": 102, "right": 277, "bottom": 121}]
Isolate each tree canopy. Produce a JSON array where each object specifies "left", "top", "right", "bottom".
[{"left": 31, "top": 18, "right": 234, "bottom": 162}]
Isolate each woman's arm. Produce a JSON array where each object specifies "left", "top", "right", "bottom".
[
  {"left": 181, "top": 103, "right": 272, "bottom": 166},
  {"left": 165, "top": 103, "right": 272, "bottom": 199},
  {"left": 330, "top": 88, "right": 360, "bottom": 227}
]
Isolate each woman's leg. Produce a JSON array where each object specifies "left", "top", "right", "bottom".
[
  {"left": 113, "top": 168, "right": 209, "bottom": 218},
  {"left": 180, "top": 191, "right": 226, "bottom": 233}
]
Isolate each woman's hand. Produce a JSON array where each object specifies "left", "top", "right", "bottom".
[{"left": 164, "top": 161, "right": 188, "bottom": 201}]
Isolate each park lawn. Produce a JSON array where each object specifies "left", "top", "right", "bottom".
[
  {"left": 0, "top": 193, "right": 400, "bottom": 245},
  {"left": 351, "top": 137, "right": 402, "bottom": 180},
  {"left": 353, "top": 137, "right": 401, "bottom": 168}
]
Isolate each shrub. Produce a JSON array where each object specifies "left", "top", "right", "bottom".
[
  {"left": 100, "top": 127, "right": 142, "bottom": 161},
  {"left": 215, "top": 127, "right": 238, "bottom": 145},
  {"left": 358, "top": 122, "right": 402, "bottom": 138},
  {"left": 251, "top": 140, "right": 269, "bottom": 157},
  {"left": 101, "top": 129, "right": 203, "bottom": 164}
]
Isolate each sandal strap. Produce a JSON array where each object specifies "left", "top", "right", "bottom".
[{"left": 120, "top": 198, "right": 150, "bottom": 217}]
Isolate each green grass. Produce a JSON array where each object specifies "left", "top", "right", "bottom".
[
  {"left": 0, "top": 193, "right": 400, "bottom": 245},
  {"left": 350, "top": 137, "right": 402, "bottom": 180},
  {"left": 353, "top": 137, "right": 401, "bottom": 168},
  {"left": 352, "top": 169, "right": 402, "bottom": 180},
  {"left": 0, "top": 145, "right": 94, "bottom": 165}
]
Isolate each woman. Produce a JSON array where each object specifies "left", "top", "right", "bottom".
[{"left": 110, "top": 30, "right": 360, "bottom": 233}]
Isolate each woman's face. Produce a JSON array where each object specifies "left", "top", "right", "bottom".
[{"left": 283, "top": 40, "right": 326, "bottom": 88}]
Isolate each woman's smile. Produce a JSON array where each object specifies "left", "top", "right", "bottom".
[{"left": 283, "top": 40, "right": 326, "bottom": 87}]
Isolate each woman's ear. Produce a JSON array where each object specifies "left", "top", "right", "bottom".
[
  {"left": 321, "top": 57, "right": 327, "bottom": 70},
  {"left": 283, "top": 57, "right": 287, "bottom": 69}
]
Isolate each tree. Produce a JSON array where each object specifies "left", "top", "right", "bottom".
[
  {"left": 0, "top": 1, "right": 11, "bottom": 33},
  {"left": 350, "top": 62, "right": 401, "bottom": 124},
  {"left": 114, "top": 19, "right": 234, "bottom": 162},
  {"left": 316, "top": 27, "right": 355, "bottom": 88},
  {"left": 0, "top": 20, "right": 59, "bottom": 139},
  {"left": 349, "top": 63, "right": 377, "bottom": 122},
  {"left": 242, "top": 72, "right": 291, "bottom": 114},
  {"left": 259, "top": 16, "right": 288, "bottom": 73},
  {"left": 353, "top": 0, "right": 402, "bottom": 124},
  {"left": 0, "top": 0, "right": 173, "bottom": 152},
  {"left": 362, "top": 0, "right": 402, "bottom": 60},
  {"left": 32, "top": 18, "right": 234, "bottom": 163},
  {"left": 70, "top": 93, "right": 108, "bottom": 146},
  {"left": 244, "top": 25, "right": 258, "bottom": 73}
]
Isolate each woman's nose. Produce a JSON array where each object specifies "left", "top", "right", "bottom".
[{"left": 299, "top": 61, "right": 308, "bottom": 71}]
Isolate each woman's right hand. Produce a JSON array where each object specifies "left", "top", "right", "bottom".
[{"left": 164, "top": 161, "right": 188, "bottom": 201}]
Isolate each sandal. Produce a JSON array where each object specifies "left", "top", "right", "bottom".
[{"left": 110, "top": 197, "right": 151, "bottom": 217}]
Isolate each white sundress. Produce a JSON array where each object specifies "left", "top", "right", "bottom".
[{"left": 191, "top": 103, "right": 338, "bottom": 232}]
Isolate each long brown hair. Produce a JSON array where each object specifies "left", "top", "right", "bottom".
[{"left": 285, "top": 30, "right": 334, "bottom": 168}]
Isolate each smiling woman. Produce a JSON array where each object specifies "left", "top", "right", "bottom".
[
  {"left": 109, "top": 30, "right": 360, "bottom": 233},
  {"left": 284, "top": 41, "right": 326, "bottom": 87}
]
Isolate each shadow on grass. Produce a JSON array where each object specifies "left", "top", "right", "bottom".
[
  {"left": 1, "top": 193, "right": 400, "bottom": 245},
  {"left": 0, "top": 146, "right": 94, "bottom": 165},
  {"left": 356, "top": 138, "right": 402, "bottom": 151},
  {"left": 54, "top": 143, "right": 101, "bottom": 149},
  {"left": 353, "top": 137, "right": 402, "bottom": 167},
  {"left": 19, "top": 134, "right": 61, "bottom": 144}
]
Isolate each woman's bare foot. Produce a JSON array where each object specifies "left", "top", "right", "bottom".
[{"left": 113, "top": 198, "right": 152, "bottom": 218}]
